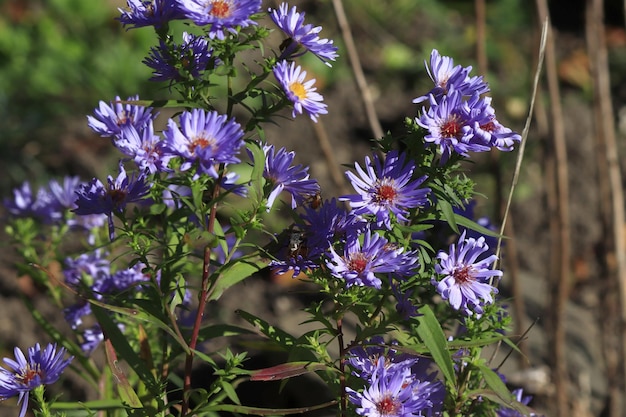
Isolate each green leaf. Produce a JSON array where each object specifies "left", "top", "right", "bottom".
[
  {"left": 249, "top": 362, "right": 334, "bottom": 381},
  {"left": 416, "top": 305, "right": 456, "bottom": 384},
  {"left": 51, "top": 399, "right": 126, "bottom": 411},
  {"left": 236, "top": 309, "right": 297, "bottom": 350},
  {"left": 472, "top": 363, "right": 535, "bottom": 416},
  {"left": 92, "top": 305, "right": 162, "bottom": 401},
  {"left": 468, "top": 389, "right": 535, "bottom": 416},
  {"left": 198, "top": 323, "right": 256, "bottom": 340},
  {"left": 208, "top": 256, "right": 266, "bottom": 301},
  {"left": 436, "top": 198, "right": 458, "bottom": 233},
  {"left": 103, "top": 339, "right": 143, "bottom": 409},
  {"left": 453, "top": 213, "right": 504, "bottom": 238},
  {"left": 195, "top": 400, "right": 338, "bottom": 415}
]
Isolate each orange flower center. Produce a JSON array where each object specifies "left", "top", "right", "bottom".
[
  {"left": 189, "top": 135, "right": 215, "bottom": 153},
  {"left": 17, "top": 366, "right": 43, "bottom": 385},
  {"left": 209, "top": 0, "right": 232, "bottom": 18},
  {"left": 374, "top": 182, "right": 397, "bottom": 204}
]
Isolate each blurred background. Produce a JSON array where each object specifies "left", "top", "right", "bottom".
[{"left": 2, "top": 0, "right": 626, "bottom": 416}]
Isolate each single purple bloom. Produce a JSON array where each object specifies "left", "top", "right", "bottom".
[
  {"left": 74, "top": 164, "right": 151, "bottom": 239},
  {"left": 144, "top": 32, "right": 216, "bottom": 83},
  {"left": 48, "top": 176, "right": 81, "bottom": 210},
  {"left": 341, "top": 150, "right": 431, "bottom": 230},
  {"left": 346, "top": 357, "right": 433, "bottom": 417},
  {"left": 118, "top": 0, "right": 184, "bottom": 29},
  {"left": 433, "top": 230, "right": 502, "bottom": 316},
  {"left": 273, "top": 60, "right": 328, "bottom": 122},
  {"left": 269, "top": 2, "right": 338, "bottom": 66},
  {"left": 163, "top": 109, "right": 244, "bottom": 177},
  {"left": 259, "top": 144, "right": 320, "bottom": 211},
  {"left": 413, "top": 49, "right": 489, "bottom": 104},
  {"left": 64, "top": 301, "right": 92, "bottom": 330},
  {"left": 176, "top": 0, "right": 261, "bottom": 40},
  {"left": 0, "top": 343, "right": 73, "bottom": 417},
  {"left": 117, "top": 122, "right": 173, "bottom": 173},
  {"left": 327, "top": 229, "right": 417, "bottom": 289},
  {"left": 87, "top": 95, "right": 155, "bottom": 139}
]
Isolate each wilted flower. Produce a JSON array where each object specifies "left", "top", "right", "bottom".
[
  {"left": 269, "top": 2, "right": 338, "bottom": 66},
  {"left": 118, "top": 0, "right": 184, "bottom": 29},
  {"left": 259, "top": 144, "right": 320, "bottom": 211},
  {"left": 144, "top": 32, "right": 216, "bottom": 83},
  {"left": 0, "top": 343, "right": 73, "bottom": 417}
]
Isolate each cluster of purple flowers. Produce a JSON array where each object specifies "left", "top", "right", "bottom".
[
  {"left": 62, "top": 250, "right": 151, "bottom": 353},
  {"left": 415, "top": 50, "right": 521, "bottom": 162},
  {"left": 0, "top": 343, "right": 73, "bottom": 417},
  {"left": 346, "top": 337, "right": 445, "bottom": 417}
]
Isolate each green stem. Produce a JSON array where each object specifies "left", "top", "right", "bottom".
[{"left": 31, "top": 385, "right": 51, "bottom": 417}]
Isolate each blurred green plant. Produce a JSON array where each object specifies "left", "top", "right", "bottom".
[{"left": 0, "top": 0, "right": 155, "bottom": 190}]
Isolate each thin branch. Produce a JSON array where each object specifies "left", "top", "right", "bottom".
[{"left": 331, "top": 0, "right": 384, "bottom": 140}]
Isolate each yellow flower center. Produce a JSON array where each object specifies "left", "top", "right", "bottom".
[{"left": 289, "top": 82, "right": 308, "bottom": 101}]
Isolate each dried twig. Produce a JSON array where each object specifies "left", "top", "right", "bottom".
[
  {"left": 331, "top": 0, "right": 384, "bottom": 140},
  {"left": 586, "top": 0, "right": 626, "bottom": 415}
]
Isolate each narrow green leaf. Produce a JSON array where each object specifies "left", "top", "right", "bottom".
[
  {"left": 416, "top": 305, "right": 455, "bottom": 384},
  {"left": 473, "top": 363, "right": 535, "bottom": 416},
  {"left": 198, "top": 324, "right": 255, "bottom": 339},
  {"left": 453, "top": 213, "right": 504, "bottom": 238},
  {"left": 249, "top": 361, "right": 333, "bottom": 381},
  {"left": 103, "top": 339, "right": 143, "bottom": 408},
  {"left": 221, "top": 381, "right": 241, "bottom": 405},
  {"left": 208, "top": 256, "right": 266, "bottom": 301},
  {"left": 236, "top": 309, "right": 297, "bottom": 349},
  {"left": 92, "top": 305, "right": 162, "bottom": 400},
  {"left": 51, "top": 399, "right": 126, "bottom": 411},
  {"left": 437, "top": 198, "right": 458, "bottom": 233},
  {"left": 468, "top": 389, "right": 535, "bottom": 416},
  {"left": 196, "top": 400, "right": 338, "bottom": 415}
]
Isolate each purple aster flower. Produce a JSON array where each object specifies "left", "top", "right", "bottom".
[
  {"left": 117, "top": 122, "right": 173, "bottom": 173},
  {"left": 63, "top": 250, "right": 111, "bottom": 289},
  {"left": 144, "top": 32, "right": 216, "bottom": 83},
  {"left": 48, "top": 176, "right": 81, "bottom": 210},
  {"left": 273, "top": 60, "right": 328, "bottom": 122},
  {"left": 341, "top": 150, "right": 431, "bottom": 230},
  {"left": 416, "top": 89, "right": 492, "bottom": 162},
  {"left": 327, "top": 229, "right": 417, "bottom": 289},
  {"left": 466, "top": 95, "right": 521, "bottom": 151},
  {"left": 433, "top": 230, "right": 502, "bottom": 316},
  {"left": 302, "top": 197, "right": 367, "bottom": 253},
  {"left": 87, "top": 95, "right": 155, "bottom": 139},
  {"left": 80, "top": 325, "right": 105, "bottom": 355},
  {"left": 74, "top": 163, "right": 151, "bottom": 239},
  {"left": 176, "top": 0, "right": 261, "bottom": 40},
  {"left": 0, "top": 343, "right": 73, "bottom": 417},
  {"left": 413, "top": 49, "right": 489, "bottom": 104},
  {"left": 259, "top": 144, "right": 320, "bottom": 211},
  {"left": 3, "top": 182, "right": 56, "bottom": 223},
  {"left": 118, "top": 0, "right": 184, "bottom": 29},
  {"left": 64, "top": 301, "right": 92, "bottom": 330},
  {"left": 346, "top": 357, "right": 434, "bottom": 417},
  {"left": 163, "top": 109, "right": 244, "bottom": 177},
  {"left": 269, "top": 2, "right": 338, "bottom": 66}
]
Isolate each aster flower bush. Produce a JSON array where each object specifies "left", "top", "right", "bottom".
[{"left": 2, "top": 1, "right": 541, "bottom": 417}]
